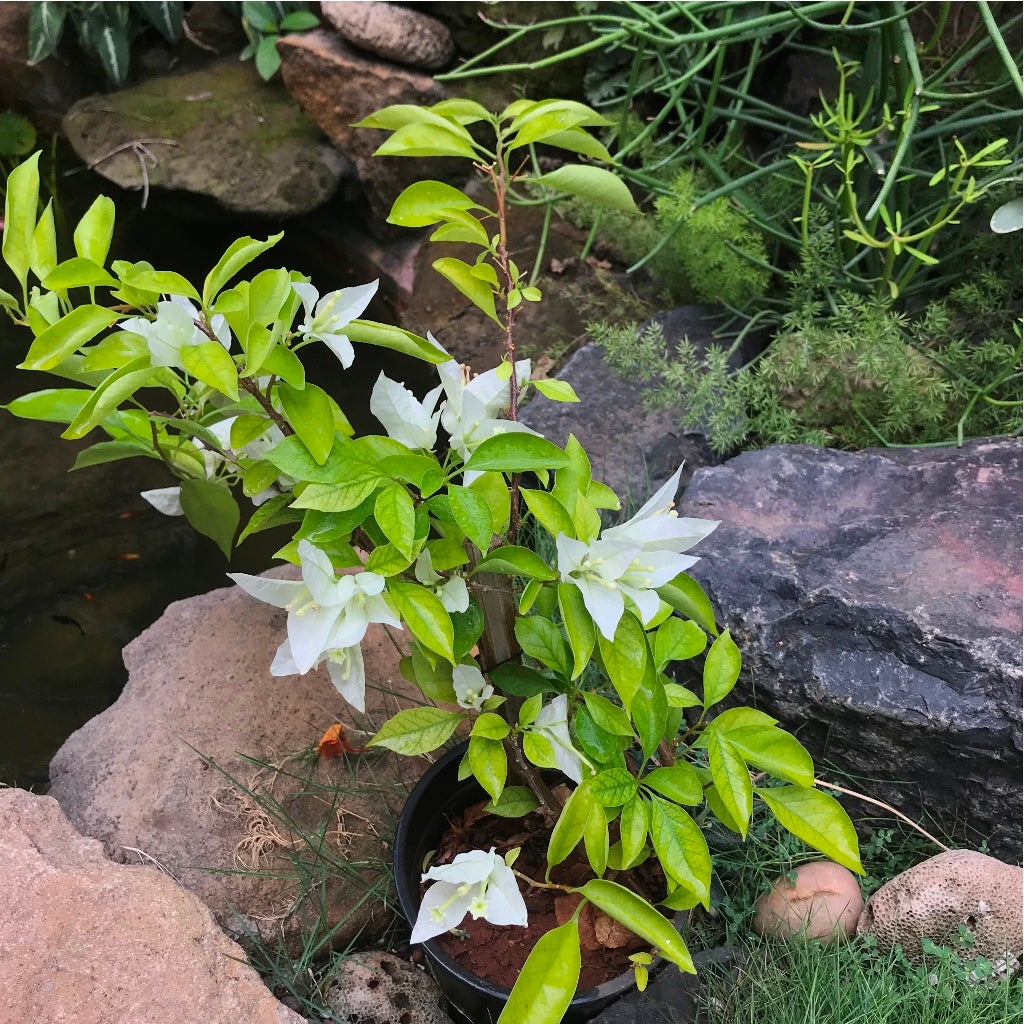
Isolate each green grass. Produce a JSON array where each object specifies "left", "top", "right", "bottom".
[{"left": 699, "top": 935, "right": 1022, "bottom": 1024}]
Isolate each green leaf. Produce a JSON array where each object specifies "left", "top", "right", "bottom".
[
  {"left": 496, "top": 919, "right": 581, "bottom": 1024},
  {"left": 522, "top": 488, "right": 575, "bottom": 539},
  {"left": 536, "top": 127, "right": 614, "bottom": 163},
  {"left": 485, "top": 786, "right": 540, "bottom": 818},
  {"left": 388, "top": 180, "right": 484, "bottom": 227},
  {"left": 368, "top": 706, "right": 462, "bottom": 755},
  {"left": 529, "top": 165, "right": 637, "bottom": 213},
  {"left": 277, "top": 382, "right": 335, "bottom": 465},
  {"left": 474, "top": 545, "right": 558, "bottom": 582},
  {"left": 179, "top": 478, "right": 239, "bottom": 558},
  {"left": 642, "top": 764, "right": 702, "bottom": 805},
  {"left": 558, "top": 583, "right": 596, "bottom": 680},
  {"left": 703, "top": 630, "right": 741, "bottom": 708},
  {"left": 447, "top": 484, "right": 494, "bottom": 551},
  {"left": 41, "top": 257, "right": 117, "bottom": 291},
  {"left": 648, "top": 796, "right": 711, "bottom": 909},
  {"left": 724, "top": 723, "right": 814, "bottom": 787},
  {"left": 632, "top": 667, "right": 668, "bottom": 761},
  {"left": 95, "top": 22, "right": 130, "bottom": 84},
  {"left": 30, "top": 200, "right": 57, "bottom": 282},
  {"left": 3, "top": 388, "right": 90, "bottom": 424},
  {"left": 237, "top": 493, "right": 299, "bottom": 543},
  {"left": 62, "top": 357, "right": 157, "bottom": 439},
  {"left": 468, "top": 733, "right": 507, "bottom": 802},
  {"left": 574, "top": 706, "right": 628, "bottom": 764},
  {"left": 584, "top": 801, "right": 609, "bottom": 876},
  {"left": 123, "top": 268, "right": 201, "bottom": 302},
  {"left": 180, "top": 342, "right": 239, "bottom": 400},
  {"left": 374, "top": 483, "right": 416, "bottom": 560},
  {"left": 589, "top": 768, "right": 637, "bottom": 807},
  {"left": 619, "top": 795, "right": 648, "bottom": 867},
  {"left": 432, "top": 256, "right": 499, "bottom": 323},
  {"left": 73, "top": 194, "right": 115, "bottom": 267},
  {"left": 71, "top": 439, "right": 154, "bottom": 470},
  {"left": 28, "top": 2, "right": 67, "bottom": 64},
  {"left": 3, "top": 151, "right": 40, "bottom": 289},
  {"left": 756, "top": 786, "right": 863, "bottom": 874},
  {"left": 254, "top": 33, "right": 282, "bottom": 79},
  {"left": 136, "top": 1, "right": 184, "bottom": 42},
  {"left": 488, "top": 663, "right": 557, "bottom": 697},
  {"left": 657, "top": 573, "right": 719, "bottom": 635},
  {"left": 578, "top": 879, "right": 694, "bottom": 974},
  {"left": 203, "top": 233, "right": 282, "bottom": 307},
  {"left": 464, "top": 433, "right": 569, "bottom": 473},
  {"left": 707, "top": 732, "right": 752, "bottom": 838},
  {"left": 532, "top": 378, "right": 579, "bottom": 402},
  {"left": 279, "top": 9, "right": 319, "bottom": 30},
  {"left": 597, "top": 613, "right": 648, "bottom": 710},
  {"left": 387, "top": 580, "right": 455, "bottom": 662},
  {"left": 582, "top": 692, "right": 632, "bottom": 737},
  {"left": 547, "top": 783, "right": 594, "bottom": 869},
  {"left": 515, "top": 616, "right": 571, "bottom": 678},
  {"left": 345, "top": 319, "right": 450, "bottom": 364},
  {"left": 375, "top": 122, "right": 479, "bottom": 160},
  {"left": 654, "top": 617, "right": 707, "bottom": 668}
]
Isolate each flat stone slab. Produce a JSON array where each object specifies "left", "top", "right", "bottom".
[
  {"left": 48, "top": 569, "right": 429, "bottom": 953},
  {"left": 0, "top": 788, "right": 303, "bottom": 1023},
  {"left": 681, "top": 438, "right": 1022, "bottom": 856}
]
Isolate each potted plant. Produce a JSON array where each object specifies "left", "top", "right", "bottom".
[{"left": 1, "top": 98, "right": 862, "bottom": 1024}]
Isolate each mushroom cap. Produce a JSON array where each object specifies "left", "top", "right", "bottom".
[
  {"left": 857, "top": 849, "right": 1024, "bottom": 962},
  {"left": 753, "top": 860, "right": 864, "bottom": 942}
]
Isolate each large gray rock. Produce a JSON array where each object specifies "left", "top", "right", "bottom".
[
  {"left": 0, "top": 788, "right": 303, "bottom": 1024},
  {"left": 680, "top": 438, "right": 1023, "bottom": 857},
  {"left": 48, "top": 571, "right": 429, "bottom": 953},
  {"left": 63, "top": 59, "right": 344, "bottom": 217},
  {"left": 321, "top": 1, "right": 455, "bottom": 70},
  {"left": 520, "top": 308, "right": 727, "bottom": 502}
]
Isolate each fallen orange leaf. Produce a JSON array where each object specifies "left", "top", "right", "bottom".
[{"left": 317, "top": 723, "right": 367, "bottom": 757}]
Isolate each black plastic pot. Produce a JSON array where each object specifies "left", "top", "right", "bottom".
[{"left": 394, "top": 742, "right": 674, "bottom": 1024}]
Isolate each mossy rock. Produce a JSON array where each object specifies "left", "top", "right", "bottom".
[{"left": 63, "top": 58, "right": 345, "bottom": 218}]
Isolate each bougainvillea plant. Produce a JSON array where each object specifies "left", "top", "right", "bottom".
[{"left": 1, "top": 98, "right": 862, "bottom": 1023}]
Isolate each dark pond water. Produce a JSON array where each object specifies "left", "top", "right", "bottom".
[{"left": 0, "top": 173, "right": 435, "bottom": 788}]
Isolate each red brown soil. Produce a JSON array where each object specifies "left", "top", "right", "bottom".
[{"left": 428, "top": 797, "right": 668, "bottom": 991}]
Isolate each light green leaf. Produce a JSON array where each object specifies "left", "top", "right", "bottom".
[
  {"left": 725, "top": 724, "right": 814, "bottom": 787},
  {"left": 584, "top": 801, "right": 609, "bottom": 876},
  {"left": 532, "top": 378, "right": 579, "bottom": 402},
  {"left": 578, "top": 879, "right": 694, "bottom": 974},
  {"left": 522, "top": 488, "right": 575, "bottom": 539},
  {"left": 648, "top": 796, "right": 711, "bottom": 909},
  {"left": 447, "top": 484, "right": 494, "bottom": 551},
  {"left": 756, "top": 786, "right": 863, "bottom": 874},
  {"left": 536, "top": 127, "right": 614, "bottom": 163},
  {"left": 346, "top": 319, "right": 450, "bottom": 364},
  {"left": 203, "top": 233, "right": 282, "bottom": 307},
  {"left": 529, "top": 165, "right": 637, "bottom": 213},
  {"left": 558, "top": 583, "right": 597, "bottom": 681},
  {"left": 30, "top": 200, "right": 57, "bottom": 282},
  {"left": 619, "top": 795, "right": 648, "bottom": 867},
  {"left": 598, "top": 613, "right": 648, "bottom": 710},
  {"left": 387, "top": 580, "right": 455, "bottom": 662},
  {"left": 375, "top": 122, "right": 479, "bottom": 160},
  {"left": 485, "top": 786, "right": 540, "bottom": 818},
  {"left": 3, "top": 151, "right": 40, "bottom": 289},
  {"left": 496, "top": 919, "right": 581, "bottom": 1024},
  {"left": 656, "top": 573, "right": 719, "bottom": 635},
  {"left": 589, "top": 768, "right": 637, "bottom": 807},
  {"left": 515, "top": 615, "right": 571, "bottom": 678},
  {"left": 642, "top": 764, "right": 702, "bottom": 805},
  {"left": 707, "top": 732, "right": 752, "bottom": 838},
  {"left": 432, "top": 256, "right": 499, "bottom": 323},
  {"left": 73, "top": 194, "right": 115, "bottom": 267},
  {"left": 62, "top": 357, "right": 157, "bottom": 439},
  {"left": 547, "top": 783, "right": 594, "bottom": 869},
  {"left": 41, "top": 257, "right": 117, "bottom": 291},
  {"left": 180, "top": 341, "right": 239, "bottom": 400},
  {"left": 123, "top": 269, "right": 201, "bottom": 302},
  {"left": 474, "top": 545, "right": 558, "bottom": 582},
  {"left": 582, "top": 692, "right": 632, "bottom": 737},
  {"left": 464, "top": 433, "right": 569, "bottom": 473},
  {"left": 468, "top": 733, "right": 507, "bottom": 802},
  {"left": 703, "top": 629, "right": 741, "bottom": 708},
  {"left": 387, "top": 179, "right": 484, "bottom": 226},
  {"left": 368, "top": 706, "right": 462, "bottom": 754},
  {"left": 179, "top": 478, "right": 239, "bottom": 558},
  {"left": 654, "top": 617, "right": 707, "bottom": 668},
  {"left": 3, "top": 388, "right": 90, "bottom": 423},
  {"left": 277, "top": 382, "right": 335, "bottom": 465},
  {"left": 374, "top": 483, "right": 417, "bottom": 560}
]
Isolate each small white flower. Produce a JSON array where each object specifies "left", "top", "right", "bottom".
[
  {"left": 531, "top": 694, "right": 586, "bottom": 785},
  {"left": 228, "top": 540, "right": 401, "bottom": 711},
  {"left": 413, "top": 550, "right": 470, "bottom": 614},
  {"left": 370, "top": 372, "right": 443, "bottom": 450},
  {"left": 556, "top": 464, "right": 720, "bottom": 640},
  {"left": 452, "top": 664, "right": 493, "bottom": 711},
  {"left": 436, "top": 358, "right": 536, "bottom": 462},
  {"left": 121, "top": 295, "right": 229, "bottom": 370},
  {"left": 293, "top": 280, "right": 378, "bottom": 369},
  {"left": 410, "top": 848, "right": 527, "bottom": 944}
]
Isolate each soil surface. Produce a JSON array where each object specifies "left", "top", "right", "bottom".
[{"left": 429, "top": 795, "right": 667, "bottom": 992}]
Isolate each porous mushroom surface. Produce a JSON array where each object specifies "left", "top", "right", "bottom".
[
  {"left": 857, "top": 849, "right": 1024, "bottom": 961},
  {"left": 326, "top": 951, "right": 451, "bottom": 1024}
]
